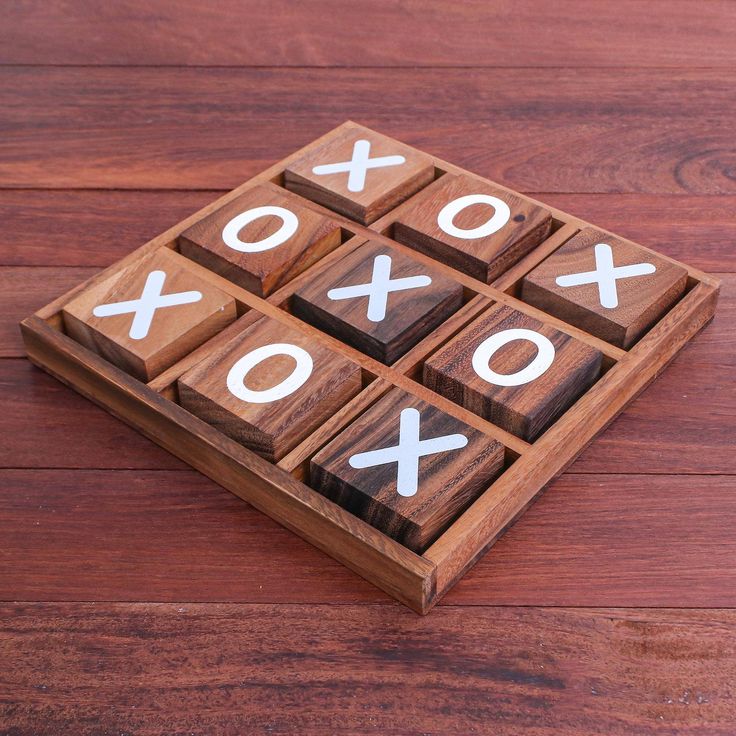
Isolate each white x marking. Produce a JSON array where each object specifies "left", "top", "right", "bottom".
[
  {"left": 348, "top": 407, "right": 468, "bottom": 497},
  {"left": 326, "top": 254, "right": 432, "bottom": 322},
  {"left": 92, "top": 270, "right": 203, "bottom": 340},
  {"left": 311, "top": 139, "right": 406, "bottom": 192},
  {"left": 555, "top": 243, "right": 656, "bottom": 309}
]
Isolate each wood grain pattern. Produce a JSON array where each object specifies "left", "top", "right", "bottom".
[
  {"left": 2, "top": 1, "right": 734, "bottom": 68},
  {"left": 179, "top": 183, "right": 342, "bottom": 296},
  {"left": 522, "top": 227, "right": 689, "bottom": 348},
  {"left": 1, "top": 469, "right": 734, "bottom": 607},
  {"left": 3, "top": 68, "right": 735, "bottom": 194},
  {"left": 0, "top": 191, "right": 218, "bottom": 267},
  {"left": 311, "top": 388, "right": 504, "bottom": 553},
  {"left": 394, "top": 174, "right": 552, "bottom": 283},
  {"left": 178, "top": 315, "right": 362, "bottom": 462},
  {"left": 7, "top": 296, "right": 733, "bottom": 474},
  {"left": 6, "top": 271, "right": 731, "bottom": 371},
  {"left": 284, "top": 124, "right": 434, "bottom": 224},
  {"left": 292, "top": 240, "right": 463, "bottom": 364},
  {"left": 0, "top": 267, "right": 96, "bottom": 356},
  {"left": 3, "top": 192, "right": 735, "bottom": 271},
  {"left": 425, "top": 303, "right": 602, "bottom": 441},
  {"left": 1, "top": 603, "right": 735, "bottom": 736},
  {"left": 62, "top": 248, "right": 236, "bottom": 380},
  {"left": 0, "top": 361, "right": 187, "bottom": 470}
]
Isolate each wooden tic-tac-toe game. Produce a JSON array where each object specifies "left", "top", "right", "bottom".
[{"left": 21, "top": 122, "right": 720, "bottom": 613}]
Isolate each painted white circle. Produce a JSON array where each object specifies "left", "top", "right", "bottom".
[
  {"left": 221, "top": 206, "right": 299, "bottom": 253},
  {"left": 226, "top": 343, "right": 313, "bottom": 403},
  {"left": 437, "top": 194, "right": 511, "bottom": 240},
  {"left": 471, "top": 328, "right": 555, "bottom": 387}
]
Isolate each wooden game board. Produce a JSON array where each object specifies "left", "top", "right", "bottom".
[{"left": 20, "top": 122, "right": 720, "bottom": 614}]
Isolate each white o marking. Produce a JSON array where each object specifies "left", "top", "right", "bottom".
[
  {"left": 221, "top": 206, "right": 299, "bottom": 253},
  {"left": 226, "top": 343, "right": 313, "bottom": 404},
  {"left": 437, "top": 194, "right": 511, "bottom": 240},
  {"left": 471, "top": 328, "right": 555, "bottom": 387}
]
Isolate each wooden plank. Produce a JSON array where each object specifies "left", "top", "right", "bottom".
[
  {"left": 445, "top": 473, "right": 736, "bottom": 606},
  {"left": 1, "top": 0, "right": 734, "bottom": 68},
  {"left": 1, "top": 602, "right": 735, "bottom": 735},
  {"left": 2, "top": 191, "right": 735, "bottom": 270},
  {"left": 0, "top": 267, "right": 96, "bottom": 356},
  {"left": 0, "top": 469, "right": 382, "bottom": 603},
  {"left": 0, "top": 359, "right": 186, "bottom": 469},
  {"left": 1, "top": 469, "right": 734, "bottom": 607},
  {"left": 1, "top": 68, "right": 735, "bottom": 192},
  {"left": 0, "top": 190, "right": 215, "bottom": 266},
  {"left": 540, "top": 194, "right": 736, "bottom": 273},
  {"left": 574, "top": 354, "right": 735, "bottom": 474}
]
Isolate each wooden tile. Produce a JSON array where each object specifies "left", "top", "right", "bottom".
[
  {"left": 291, "top": 240, "right": 464, "bottom": 364},
  {"left": 62, "top": 248, "right": 237, "bottom": 381},
  {"left": 424, "top": 303, "right": 602, "bottom": 441},
  {"left": 178, "top": 184, "right": 342, "bottom": 297},
  {"left": 178, "top": 315, "right": 362, "bottom": 462},
  {"left": 520, "top": 227, "right": 689, "bottom": 348},
  {"left": 310, "top": 387, "right": 504, "bottom": 553},
  {"left": 283, "top": 125, "right": 435, "bottom": 225},
  {"left": 393, "top": 174, "right": 552, "bottom": 283}
]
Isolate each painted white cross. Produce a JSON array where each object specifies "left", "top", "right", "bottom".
[
  {"left": 92, "top": 270, "right": 203, "bottom": 340},
  {"left": 348, "top": 407, "right": 468, "bottom": 497},
  {"left": 326, "top": 254, "right": 432, "bottom": 322},
  {"left": 555, "top": 243, "right": 656, "bottom": 309},
  {"left": 311, "top": 139, "right": 406, "bottom": 192}
]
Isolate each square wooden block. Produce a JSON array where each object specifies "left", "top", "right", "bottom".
[
  {"left": 424, "top": 303, "right": 602, "bottom": 441},
  {"left": 310, "top": 387, "right": 504, "bottom": 553},
  {"left": 178, "top": 315, "right": 362, "bottom": 462},
  {"left": 283, "top": 124, "right": 435, "bottom": 225},
  {"left": 179, "top": 184, "right": 342, "bottom": 297},
  {"left": 393, "top": 174, "right": 553, "bottom": 283},
  {"left": 520, "top": 227, "right": 689, "bottom": 348},
  {"left": 62, "top": 248, "right": 237, "bottom": 381},
  {"left": 291, "top": 240, "right": 464, "bottom": 364}
]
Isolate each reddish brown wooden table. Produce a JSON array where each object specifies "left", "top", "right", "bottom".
[{"left": 1, "top": 2, "right": 735, "bottom": 733}]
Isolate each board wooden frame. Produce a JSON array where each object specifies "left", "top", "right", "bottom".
[{"left": 21, "top": 122, "right": 721, "bottom": 613}]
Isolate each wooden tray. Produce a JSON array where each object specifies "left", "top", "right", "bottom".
[{"left": 21, "top": 122, "right": 720, "bottom": 613}]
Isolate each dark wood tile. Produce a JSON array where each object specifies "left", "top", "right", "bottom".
[
  {"left": 292, "top": 240, "right": 463, "bottom": 364},
  {"left": 311, "top": 388, "right": 504, "bottom": 553},
  {"left": 521, "top": 227, "right": 688, "bottom": 348}
]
